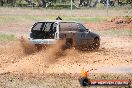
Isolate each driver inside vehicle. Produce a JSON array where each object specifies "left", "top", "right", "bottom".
[
  {"left": 49, "top": 23, "right": 57, "bottom": 39},
  {"left": 43, "top": 22, "right": 57, "bottom": 39}
]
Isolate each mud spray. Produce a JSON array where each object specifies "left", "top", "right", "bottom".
[
  {"left": 0, "top": 37, "right": 76, "bottom": 75},
  {"left": 0, "top": 37, "right": 131, "bottom": 75}
]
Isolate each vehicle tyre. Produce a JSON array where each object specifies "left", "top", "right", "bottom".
[
  {"left": 65, "top": 41, "right": 72, "bottom": 49},
  {"left": 63, "top": 39, "right": 73, "bottom": 49},
  {"left": 91, "top": 38, "right": 100, "bottom": 50}
]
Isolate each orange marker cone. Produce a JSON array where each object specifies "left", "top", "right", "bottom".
[
  {"left": 81, "top": 68, "right": 89, "bottom": 77},
  {"left": 84, "top": 71, "right": 89, "bottom": 77}
]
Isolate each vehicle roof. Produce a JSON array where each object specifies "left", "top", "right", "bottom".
[{"left": 37, "top": 20, "right": 79, "bottom": 23}]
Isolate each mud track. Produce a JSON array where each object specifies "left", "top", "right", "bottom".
[
  {"left": 0, "top": 36, "right": 131, "bottom": 75},
  {"left": 0, "top": 21, "right": 132, "bottom": 87}
]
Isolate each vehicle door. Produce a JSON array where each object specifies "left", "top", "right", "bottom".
[
  {"left": 59, "top": 22, "right": 77, "bottom": 39},
  {"left": 77, "top": 23, "right": 91, "bottom": 45}
]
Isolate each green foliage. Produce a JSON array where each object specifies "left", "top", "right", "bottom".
[
  {"left": 16, "top": 0, "right": 29, "bottom": 6},
  {"left": 0, "top": 34, "right": 17, "bottom": 41},
  {"left": 96, "top": 3, "right": 105, "bottom": 9},
  {"left": 130, "top": 3, "right": 132, "bottom": 7},
  {"left": 0, "top": 0, "right": 132, "bottom": 9},
  {"left": 124, "top": 16, "right": 132, "bottom": 19},
  {"left": 127, "top": 0, "right": 132, "bottom": 4},
  {"left": 47, "top": 3, "right": 78, "bottom": 9}
]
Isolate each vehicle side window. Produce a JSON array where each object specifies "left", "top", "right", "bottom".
[
  {"left": 32, "top": 22, "right": 43, "bottom": 31},
  {"left": 77, "top": 23, "right": 87, "bottom": 32},
  {"left": 43, "top": 22, "right": 53, "bottom": 32},
  {"left": 60, "top": 22, "right": 78, "bottom": 31},
  {"left": 52, "top": 23, "right": 57, "bottom": 32}
]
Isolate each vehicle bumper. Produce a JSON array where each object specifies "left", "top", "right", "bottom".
[{"left": 29, "top": 39, "right": 57, "bottom": 44}]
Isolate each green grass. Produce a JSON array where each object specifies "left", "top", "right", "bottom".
[
  {"left": 95, "top": 29, "right": 132, "bottom": 36},
  {"left": 108, "top": 30, "right": 132, "bottom": 36},
  {"left": 0, "top": 15, "right": 36, "bottom": 24},
  {"left": 63, "top": 17, "right": 107, "bottom": 23},
  {"left": 0, "top": 15, "right": 107, "bottom": 24},
  {"left": 0, "top": 34, "right": 17, "bottom": 41},
  {"left": 0, "top": 7, "right": 129, "bottom": 18}
]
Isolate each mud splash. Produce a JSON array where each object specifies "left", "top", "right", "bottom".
[
  {"left": 0, "top": 39, "right": 67, "bottom": 75},
  {"left": 20, "top": 37, "right": 37, "bottom": 55},
  {"left": 0, "top": 36, "right": 132, "bottom": 75}
]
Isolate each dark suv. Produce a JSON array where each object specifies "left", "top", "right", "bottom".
[{"left": 29, "top": 20, "right": 100, "bottom": 50}]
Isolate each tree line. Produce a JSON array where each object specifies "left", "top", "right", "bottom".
[{"left": 0, "top": 0, "right": 131, "bottom": 8}]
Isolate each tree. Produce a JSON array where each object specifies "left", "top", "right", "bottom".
[
  {"left": 41, "top": 0, "right": 46, "bottom": 7},
  {"left": 127, "top": 0, "right": 132, "bottom": 4}
]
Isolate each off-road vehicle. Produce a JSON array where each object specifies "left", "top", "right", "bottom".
[{"left": 29, "top": 20, "right": 100, "bottom": 50}]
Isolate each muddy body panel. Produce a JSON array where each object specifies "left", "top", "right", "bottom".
[{"left": 29, "top": 20, "right": 100, "bottom": 49}]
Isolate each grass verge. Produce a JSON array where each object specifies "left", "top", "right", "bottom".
[
  {"left": 0, "top": 34, "right": 17, "bottom": 41},
  {"left": 94, "top": 29, "right": 132, "bottom": 36},
  {"left": 0, "top": 15, "right": 107, "bottom": 24}
]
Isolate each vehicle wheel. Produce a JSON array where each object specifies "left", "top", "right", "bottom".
[
  {"left": 62, "top": 39, "right": 73, "bottom": 50},
  {"left": 65, "top": 41, "right": 72, "bottom": 49},
  {"left": 91, "top": 38, "right": 100, "bottom": 50}
]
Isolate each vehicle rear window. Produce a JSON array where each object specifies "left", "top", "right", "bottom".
[
  {"left": 32, "top": 22, "right": 43, "bottom": 31},
  {"left": 59, "top": 22, "right": 78, "bottom": 31},
  {"left": 32, "top": 22, "right": 56, "bottom": 32},
  {"left": 31, "top": 22, "right": 57, "bottom": 39},
  {"left": 42, "top": 22, "right": 54, "bottom": 32}
]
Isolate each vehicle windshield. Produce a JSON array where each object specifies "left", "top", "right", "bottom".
[
  {"left": 77, "top": 23, "right": 87, "bottom": 32},
  {"left": 31, "top": 22, "right": 57, "bottom": 39}
]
